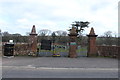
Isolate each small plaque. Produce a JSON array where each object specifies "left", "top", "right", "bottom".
[{"left": 70, "top": 42, "right": 76, "bottom": 45}]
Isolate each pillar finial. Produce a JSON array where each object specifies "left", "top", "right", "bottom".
[
  {"left": 30, "top": 25, "right": 37, "bottom": 35},
  {"left": 89, "top": 27, "right": 95, "bottom": 35}
]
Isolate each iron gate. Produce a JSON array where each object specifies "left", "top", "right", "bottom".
[{"left": 37, "top": 43, "right": 87, "bottom": 57}]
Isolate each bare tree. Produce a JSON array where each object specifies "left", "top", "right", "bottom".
[
  {"left": 2, "top": 31, "right": 11, "bottom": 36},
  {"left": 104, "top": 31, "right": 112, "bottom": 37},
  {"left": 97, "top": 31, "right": 117, "bottom": 46},
  {"left": 53, "top": 30, "right": 68, "bottom": 45},
  {"left": 12, "top": 33, "right": 21, "bottom": 36},
  {"left": 62, "top": 31, "right": 67, "bottom": 36},
  {"left": 55, "top": 30, "right": 67, "bottom": 36},
  {"left": 26, "top": 32, "right": 30, "bottom": 36},
  {"left": 38, "top": 29, "right": 51, "bottom": 36},
  {"left": 12, "top": 33, "right": 22, "bottom": 43}
]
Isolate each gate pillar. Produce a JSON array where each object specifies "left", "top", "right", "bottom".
[
  {"left": 87, "top": 27, "right": 98, "bottom": 57},
  {"left": 68, "top": 27, "right": 78, "bottom": 58},
  {"left": 29, "top": 25, "right": 38, "bottom": 55}
]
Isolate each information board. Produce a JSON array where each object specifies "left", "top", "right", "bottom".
[{"left": 41, "top": 40, "right": 52, "bottom": 50}]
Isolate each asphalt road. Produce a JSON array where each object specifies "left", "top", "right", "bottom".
[
  {"left": 2, "top": 66, "right": 118, "bottom": 78},
  {"left": 2, "top": 56, "right": 118, "bottom": 78}
]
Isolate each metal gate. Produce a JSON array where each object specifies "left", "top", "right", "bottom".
[
  {"left": 37, "top": 43, "right": 87, "bottom": 57},
  {"left": 37, "top": 39, "right": 52, "bottom": 57}
]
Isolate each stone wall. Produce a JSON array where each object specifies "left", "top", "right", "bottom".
[{"left": 97, "top": 45, "right": 119, "bottom": 58}]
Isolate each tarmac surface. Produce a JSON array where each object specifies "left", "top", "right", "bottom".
[{"left": 1, "top": 56, "right": 118, "bottom": 78}]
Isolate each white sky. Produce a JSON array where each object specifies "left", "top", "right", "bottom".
[{"left": 0, "top": 0, "right": 119, "bottom": 36}]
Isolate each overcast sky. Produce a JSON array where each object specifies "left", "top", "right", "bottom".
[{"left": 0, "top": 0, "right": 119, "bottom": 36}]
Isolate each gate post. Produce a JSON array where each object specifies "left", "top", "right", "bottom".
[
  {"left": 87, "top": 27, "right": 98, "bottom": 57},
  {"left": 29, "top": 25, "right": 38, "bottom": 56},
  {"left": 68, "top": 27, "right": 78, "bottom": 58}
]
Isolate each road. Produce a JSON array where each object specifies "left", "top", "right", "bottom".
[
  {"left": 2, "top": 66, "right": 118, "bottom": 78},
  {"left": 2, "top": 56, "right": 118, "bottom": 78}
]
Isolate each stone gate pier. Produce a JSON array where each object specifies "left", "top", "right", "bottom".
[
  {"left": 68, "top": 27, "right": 78, "bottom": 58},
  {"left": 87, "top": 27, "right": 98, "bottom": 57},
  {"left": 29, "top": 25, "right": 38, "bottom": 56}
]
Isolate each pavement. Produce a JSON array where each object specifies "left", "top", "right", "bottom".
[{"left": 1, "top": 56, "right": 119, "bottom": 78}]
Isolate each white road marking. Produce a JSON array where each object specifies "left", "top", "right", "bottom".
[{"left": 1, "top": 66, "right": 118, "bottom": 70}]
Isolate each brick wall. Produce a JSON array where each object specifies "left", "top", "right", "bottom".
[
  {"left": 97, "top": 46, "right": 120, "bottom": 58},
  {"left": 14, "top": 44, "right": 30, "bottom": 56}
]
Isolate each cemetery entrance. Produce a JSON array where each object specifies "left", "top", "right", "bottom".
[
  {"left": 37, "top": 39, "right": 53, "bottom": 57},
  {"left": 3, "top": 24, "right": 99, "bottom": 58},
  {"left": 37, "top": 38, "right": 87, "bottom": 57}
]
